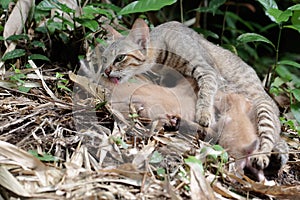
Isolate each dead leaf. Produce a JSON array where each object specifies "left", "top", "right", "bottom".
[
  {"left": 101, "top": 163, "right": 146, "bottom": 181},
  {"left": 187, "top": 161, "right": 216, "bottom": 200},
  {"left": 3, "top": 0, "right": 34, "bottom": 40},
  {"left": 0, "top": 166, "right": 31, "bottom": 197}
]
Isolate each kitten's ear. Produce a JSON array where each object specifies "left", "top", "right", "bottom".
[
  {"left": 128, "top": 18, "right": 150, "bottom": 48},
  {"left": 103, "top": 24, "right": 122, "bottom": 40}
]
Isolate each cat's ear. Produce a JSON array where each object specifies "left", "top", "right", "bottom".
[
  {"left": 103, "top": 24, "right": 122, "bottom": 40},
  {"left": 128, "top": 18, "right": 150, "bottom": 49}
]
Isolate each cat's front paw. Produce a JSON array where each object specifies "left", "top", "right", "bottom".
[
  {"left": 196, "top": 110, "right": 212, "bottom": 127},
  {"left": 250, "top": 154, "right": 270, "bottom": 170}
]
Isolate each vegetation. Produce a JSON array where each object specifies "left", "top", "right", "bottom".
[{"left": 0, "top": 0, "right": 299, "bottom": 199}]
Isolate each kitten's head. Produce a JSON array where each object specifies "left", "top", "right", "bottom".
[
  {"left": 226, "top": 93, "right": 252, "bottom": 113},
  {"left": 101, "top": 19, "right": 150, "bottom": 84}
]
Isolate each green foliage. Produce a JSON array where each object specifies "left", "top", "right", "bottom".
[
  {"left": 237, "top": 33, "right": 275, "bottom": 49},
  {"left": 55, "top": 72, "right": 72, "bottom": 93},
  {"left": 0, "top": 0, "right": 11, "bottom": 9},
  {"left": 156, "top": 168, "right": 166, "bottom": 178},
  {"left": 184, "top": 156, "right": 204, "bottom": 174},
  {"left": 1, "top": 49, "right": 26, "bottom": 61},
  {"left": 119, "top": 0, "right": 177, "bottom": 15},
  {"left": 194, "top": 0, "right": 226, "bottom": 15},
  {"left": 112, "top": 137, "right": 128, "bottom": 149},
  {"left": 200, "top": 144, "right": 228, "bottom": 167},
  {"left": 29, "top": 150, "right": 58, "bottom": 162},
  {"left": 150, "top": 151, "right": 164, "bottom": 164},
  {"left": 8, "top": 65, "right": 31, "bottom": 92}
]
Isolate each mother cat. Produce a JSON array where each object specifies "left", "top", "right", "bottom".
[{"left": 101, "top": 18, "right": 287, "bottom": 170}]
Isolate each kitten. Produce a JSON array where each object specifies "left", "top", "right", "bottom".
[
  {"left": 104, "top": 73, "right": 199, "bottom": 134},
  {"left": 213, "top": 93, "right": 266, "bottom": 182},
  {"left": 100, "top": 19, "right": 288, "bottom": 170}
]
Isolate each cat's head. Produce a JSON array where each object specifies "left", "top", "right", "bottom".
[{"left": 101, "top": 19, "right": 150, "bottom": 84}]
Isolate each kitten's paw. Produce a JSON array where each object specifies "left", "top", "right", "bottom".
[
  {"left": 196, "top": 110, "right": 212, "bottom": 127},
  {"left": 163, "top": 114, "right": 181, "bottom": 131},
  {"left": 250, "top": 154, "right": 270, "bottom": 170}
]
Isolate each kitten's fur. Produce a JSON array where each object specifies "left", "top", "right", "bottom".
[
  {"left": 212, "top": 93, "right": 266, "bottom": 181},
  {"left": 101, "top": 19, "right": 288, "bottom": 170}
]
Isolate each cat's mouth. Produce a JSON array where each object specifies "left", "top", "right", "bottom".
[{"left": 108, "top": 76, "right": 121, "bottom": 84}]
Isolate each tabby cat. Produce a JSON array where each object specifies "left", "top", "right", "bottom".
[{"left": 101, "top": 19, "right": 288, "bottom": 170}]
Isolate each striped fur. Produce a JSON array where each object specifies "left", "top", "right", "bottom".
[{"left": 101, "top": 19, "right": 288, "bottom": 170}]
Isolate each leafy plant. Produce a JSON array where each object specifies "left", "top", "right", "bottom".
[
  {"left": 196, "top": 0, "right": 300, "bottom": 125},
  {"left": 255, "top": 0, "right": 300, "bottom": 124},
  {"left": 29, "top": 150, "right": 58, "bottom": 162},
  {"left": 8, "top": 65, "right": 32, "bottom": 93},
  {"left": 56, "top": 72, "right": 72, "bottom": 92},
  {"left": 118, "top": 0, "right": 177, "bottom": 15}
]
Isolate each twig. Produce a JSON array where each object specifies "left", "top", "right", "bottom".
[
  {"left": 0, "top": 85, "right": 73, "bottom": 108},
  {"left": 6, "top": 119, "right": 36, "bottom": 135},
  {"left": 0, "top": 110, "right": 40, "bottom": 130},
  {"left": 28, "top": 60, "right": 59, "bottom": 101}
]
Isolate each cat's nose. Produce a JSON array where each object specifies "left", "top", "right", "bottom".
[{"left": 104, "top": 66, "right": 111, "bottom": 76}]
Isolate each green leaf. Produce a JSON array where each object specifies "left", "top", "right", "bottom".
[
  {"left": 112, "top": 137, "right": 128, "bottom": 149},
  {"left": 31, "top": 41, "right": 46, "bottom": 49},
  {"left": 284, "top": 24, "right": 300, "bottom": 33},
  {"left": 29, "top": 150, "right": 58, "bottom": 162},
  {"left": 57, "top": 2, "right": 75, "bottom": 13},
  {"left": 185, "top": 156, "right": 202, "bottom": 165},
  {"left": 291, "top": 103, "right": 300, "bottom": 123},
  {"left": 288, "top": 4, "right": 300, "bottom": 11},
  {"left": 150, "top": 151, "right": 163, "bottom": 164},
  {"left": 278, "top": 60, "right": 300, "bottom": 69},
  {"left": 225, "top": 12, "right": 255, "bottom": 31},
  {"left": 59, "top": 32, "right": 69, "bottom": 44},
  {"left": 184, "top": 156, "right": 204, "bottom": 173},
  {"left": 271, "top": 77, "right": 285, "bottom": 88},
  {"left": 57, "top": 84, "right": 72, "bottom": 92},
  {"left": 28, "top": 54, "right": 50, "bottom": 61},
  {"left": 36, "top": 0, "right": 56, "bottom": 11},
  {"left": 292, "top": 89, "right": 300, "bottom": 102},
  {"left": 256, "top": 0, "right": 278, "bottom": 22},
  {"left": 1, "top": 49, "right": 26, "bottom": 61},
  {"left": 276, "top": 65, "right": 293, "bottom": 81},
  {"left": 256, "top": 0, "right": 278, "bottom": 10},
  {"left": 237, "top": 33, "right": 275, "bottom": 48},
  {"left": 156, "top": 168, "right": 165, "bottom": 177},
  {"left": 83, "top": 5, "right": 112, "bottom": 19},
  {"left": 194, "top": 0, "right": 226, "bottom": 15},
  {"left": 55, "top": 72, "right": 64, "bottom": 79},
  {"left": 98, "top": 3, "right": 121, "bottom": 13},
  {"left": 194, "top": 28, "right": 219, "bottom": 39},
  {"left": 47, "top": 20, "right": 64, "bottom": 33},
  {"left": 212, "top": 145, "right": 228, "bottom": 163},
  {"left": 18, "top": 86, "right": 31, "bottom": 93},
  {"left": 291, "top": 10, "right": 300, "bottom": 26},
  {"left": 75, "top": 19, "right": 99, "bottom": 32},
  {"left": 6, "top": 34, "right": 29, "bottom": 41},
  {"left": 118, "top": 0, "right": 177, "bottom": 15},
  {"left": 95, "top": 101, "right": 107, "bottom": 110},
  {"left": 267, "top": 8, "right": 292, "bottom": 24},
  {"left": 0, "top": 0, "right": 11, "bottom": 9}
]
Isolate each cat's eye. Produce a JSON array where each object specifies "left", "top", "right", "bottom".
[{"left": 114, "top": 54, "right": 126, "bottom": 63}]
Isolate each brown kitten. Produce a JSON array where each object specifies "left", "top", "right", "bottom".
[{"left": 213, "top": 93, "right": 267, "bottom": 181}]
